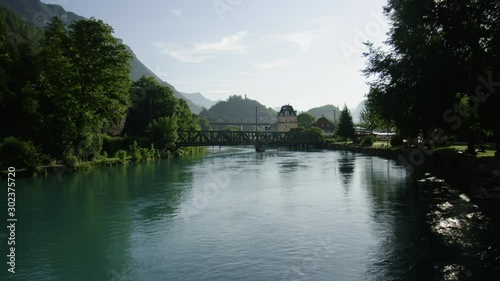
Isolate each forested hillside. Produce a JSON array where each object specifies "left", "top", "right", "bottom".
[
  {"left": 0, "top": 0, "right": 204, "bottom": 113},
  {"left": 199, "top": 95, "right": 277, "bottom": 130},
  {"left": 0, "top": 7, "right": 201, "bottom": 173},
  {"left": 306, "top": 105, "right": 340, "bottom": 123}
]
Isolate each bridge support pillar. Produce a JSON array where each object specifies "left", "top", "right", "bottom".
[{"left": 255, "top": 143, "right": 266, "bottom": 152}]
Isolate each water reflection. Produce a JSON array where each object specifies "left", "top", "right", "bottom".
[
  {"left": 338, "top": 151, "right": 355, "bottom": 186},
  {"left": 9, "top": 158, "right": 199, "bottom": 281},
  {"left": 6, "top": 148, "right": 500, "bottom": 281}
]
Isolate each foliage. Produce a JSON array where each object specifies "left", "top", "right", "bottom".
[
  {"left": 148, "top": 116, "right": 178, "bottom": 151},
  {"left": 114, "top": 150, "right": 128, "bottom": 164},
  {"left": 360, "top": 135, "right": 376, "bottom": 147},
  {"left": 0, "top": 6, "right": 200, "bottom": 170},
  {"left": 199, "top": 95, "right": 276, "bottom": 130},
  {"left": 297, "top": 112, "right": 316, "bottom": 128},
  {"left": 124, "top": 76, "right": 177, "bottom": 136},
  {"left": 363, "top": 0, "right": 499, "bottom": 154},
  {"left": 197, "top": 116, "right": 212, "bottom": 131},
  {"left": 359, "top": 101, "right": 387, "bottom": 131},
  {"left": 0, "top": 136, "right": 43, "bottom": 171},
  {"left": 390, "top": 135, "right": 404, "bottom": 148},
  {"left": 36, "top": 17, "right": 132, "bottom": 157},
  {"left": 337, "top": 105, "right": 355, "bottom": 142},
  {"left": 102, "top": 135, "right": 149, "bottom": 156},
  {"left": 288, "top": 127, "right": 324, "bottom": 142},
  {"left": 129, "top": 141, "right": 143, "bottom": 162}
]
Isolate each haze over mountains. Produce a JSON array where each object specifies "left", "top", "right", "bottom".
[
  {"left": 0, "top": 0, "right": 212, "bottom": 113},
  {"left": 0, "top": 0, "right": 366, "bottom": 120}
]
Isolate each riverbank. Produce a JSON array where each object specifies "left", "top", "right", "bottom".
[
  {"left": 0, "top": 146, "right": 206, "bottom": 179},
  {"left": 326, "top": 143, "right": 500, "bottom": 202}
]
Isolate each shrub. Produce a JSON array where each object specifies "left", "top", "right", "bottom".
[
  {"left": 63, "top": 152, "right": 80, "bottom": 169},
  {"left": 129, "top": 141, "right": 143, "bottom": 162},
  {"left": 148, "top": 116, "right": 178, "bottom": 151},
  {"left": 360, "top": 135, "right": 376, "bottom": 146},
  {"left": 102, "top": 135, "right": 150, "bottom": 156},
  {"left": 0, "top": 137, "right": 43, "bottom": 172},
  {"left": 76, "top": 133, "right": 103, "bottom": 161},
  {"left": 390, "top": 135, "right": 404, "bottom": 147},
  {"left": 115, "top": 150, "right": 128, "bottom": 164}
]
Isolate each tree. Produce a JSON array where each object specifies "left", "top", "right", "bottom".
[
  {"left": 37, "top": 17, "right": 132, "bottom": 158},
  {"left": 148, "top": 116, "right": 178, "bottom": 151},
  {"left": 359, "top": 100, "right": 388, "bottom": 132},
  {"left": 197, "top": 116, "right": 212, "bottom": 131},
  {"left": 124, "top": 76, "right": 177, "bottom": 136},
  {"left": 337, "top": 105, "right": 355, "bottom": 143},
  {"left": 364, "top": 0, "right": 500, "bottom": 155},
  {"left": 297, "top": 112, "right": 316, "bottom": 128}
]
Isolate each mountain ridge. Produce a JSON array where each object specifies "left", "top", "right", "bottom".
[{"left": 0, "top": 0, "right": 212, "bottom": 114}]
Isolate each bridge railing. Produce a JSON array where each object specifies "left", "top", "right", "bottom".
[{"left": 177, "top": 130, "right": 323, "bottom": 146}]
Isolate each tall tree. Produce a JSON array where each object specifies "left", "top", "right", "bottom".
[
  {"left": 124, "top": 76, "right": 178, "bottom": 136},
  {"left": 337, "top": 105, "right": 355, "bottom": 143},
  {"left": 364, "top": 0, "right": 499, "bottom": 155},
  {"left": 37, "top": 17, "right": 132, "bottom": 157}
]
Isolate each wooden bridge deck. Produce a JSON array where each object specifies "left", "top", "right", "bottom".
[{"left": 176, "top": 131, "right": 323, "bottom": 147}]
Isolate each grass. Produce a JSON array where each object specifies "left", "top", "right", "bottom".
[
  {"left": 434, "top": 144, "right": 496, "bottom": 158},
  {"left": 330, "top": 139, "right": 496, "bottom": 158}
]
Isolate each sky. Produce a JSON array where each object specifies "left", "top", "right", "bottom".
[{"left": 42, "top": 0, "right": 390, "bottom": 111}]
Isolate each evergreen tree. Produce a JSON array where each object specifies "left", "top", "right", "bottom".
[{"left": 338, "top": 105, "right": 355, "bottom": 143}]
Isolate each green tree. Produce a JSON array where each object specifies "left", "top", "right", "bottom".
[
  {"left": 37, "top": 17, "right": 132, "bottom": 158},
  {"left": 364, "top": 0, "right": 499, "bottom": 155},
  {"left": 197, "top": 116, "right": 212, "bottom": 131},
  {"left": 124, "top": 76, "right": 178, "bottom": 136},
  {"left": 0, "top": 8, "right": 44, "bottom": 139},
  {"left": 337, "top": 105, "right": 355, "bottom": 143},
  {"left": 359, "top": 101, "right": 387, "bottom": 131},
  {"left": 148, "top": 116, "right": 178, "bottom": 151},
  {"left": 297, "top": 112, "right": 316, "bottom": 128}
]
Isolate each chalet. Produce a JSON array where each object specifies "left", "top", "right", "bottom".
[
  {"left": 277, "top": 105, "right": 298, "bottom": 132},
  {"left": 313, "top": 116, "right": 335, "bottom": 135}
]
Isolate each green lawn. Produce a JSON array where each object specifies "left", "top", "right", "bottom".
[{"left": 435, "top": 144, "right": 496, "bottom": 158}]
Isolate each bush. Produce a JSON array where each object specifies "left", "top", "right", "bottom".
[
  {"left": 390, "top": 135, "right": 404, "bottom": 147},
  {"left": 129, "top": 141, "right": 143, "bottom": 162},
  {"left": 115, "top": 150, "right": 128, "bottom": 164},
  {"left": 76, "top": 133, "right": 103, "bottom": 161},
  {"left": 102, "top": 135, "right": 150, "bottom": 156},
  {"left": 0, "top": 137, "right": 43, "bottom": 172},
  {"left": 63, "top": 152, "right": 80, "bottom": 169},
  {"left": 148, "top": 116, "right": 178, "bottom": 151},
  {"left": 360, "top": 135, "right": 376, "bottom": 146}
]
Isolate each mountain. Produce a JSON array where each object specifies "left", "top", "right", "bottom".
[
  {"left": 200, "top": 95, "right": 277, "bottom": 130},
  {"left": 350, "top": 100, "right": 366, "bottom": 124},
  {"left": 182, "top": 92, "right": 217, "bottom": 109},
  {"left": 0, "top": 0, "right": 206, "bottom": 114},
  {"left": 306, "top": 105, "right": 340, "bottom": 123}
]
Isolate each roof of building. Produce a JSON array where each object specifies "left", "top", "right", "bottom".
[
  {"left": 278, "top": 105, "right": 297, "bottom": 116},
  {"left": 313, "top": 116, "right": 335, "bottom": 129}
]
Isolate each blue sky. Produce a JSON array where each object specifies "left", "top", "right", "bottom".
[{"left": 43, "top": 0, "right": 390, "bottom": 111}]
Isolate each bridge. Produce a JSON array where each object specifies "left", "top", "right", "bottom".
[{"left": 177, "top": 130, "right": 323, "bottom": 151}]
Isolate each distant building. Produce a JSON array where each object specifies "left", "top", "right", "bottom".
[
  {"left": 277, "top": 105, "right": 298, "bottom": 132},
  {"left": 313, "top": 116, "right": 336, "bottom": 135}
]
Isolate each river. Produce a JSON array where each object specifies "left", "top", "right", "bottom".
[{"left": 2, "top": 147, "right": 500, "bottom": 280}]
